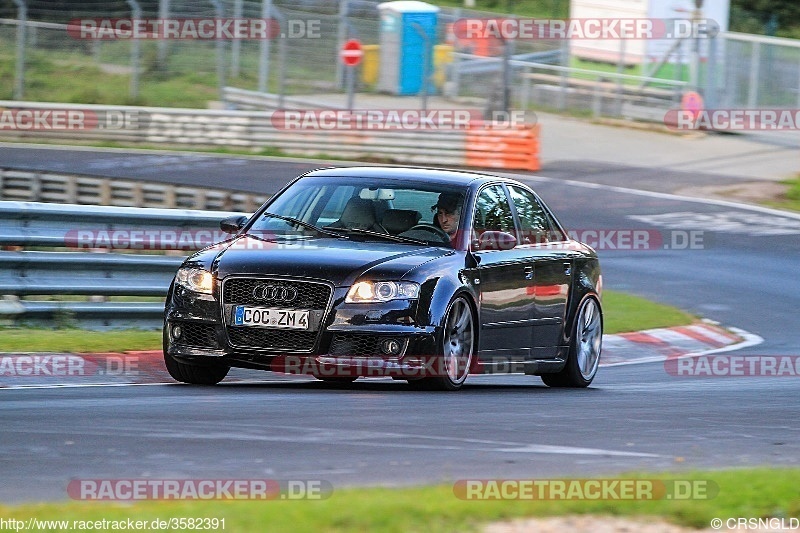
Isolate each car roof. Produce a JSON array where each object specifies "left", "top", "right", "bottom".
[{"left": 303, "top": 166, "right": 517, "bottom": 188}]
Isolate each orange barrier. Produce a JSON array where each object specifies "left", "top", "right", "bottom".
[{"left": 465, "top": 122, "right": 540, "bottom": 172}]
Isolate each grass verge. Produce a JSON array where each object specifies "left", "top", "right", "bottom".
[
  {"left": 764, "top": 176, "right": 800, "bottom": 213},
  {"left": 0, "top": 328, "right": 163, "bottom": 353},
  {"left": 0, "top": 290, "right": 694, "bottom": 353},
  {"left": 0, "top": 468, "right": 798, "bottom": 532},
  {"left": 602, "top": 290, "right": 695, "bottom": 335}
]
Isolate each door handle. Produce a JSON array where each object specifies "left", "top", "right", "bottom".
[{"left": 524, "top": 266, "right": 533, "bottom": 280}]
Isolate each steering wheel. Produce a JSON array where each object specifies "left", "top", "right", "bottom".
[{"left": 403, "top": 223, "right": 452, "bottom": 244}]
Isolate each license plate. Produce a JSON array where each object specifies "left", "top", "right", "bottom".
[{"left": 233, "top": 306, "right": 309, "bottom": 329}]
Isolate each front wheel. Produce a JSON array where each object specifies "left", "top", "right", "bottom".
[
  {"left": 541, "top": 297, "right": 602, "bottom": 388},
  {"left": 411, "top": 296, "right": 474, "bottom": 391}
]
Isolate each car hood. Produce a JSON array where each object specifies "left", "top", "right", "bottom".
[{"left": 210, "top": 235, "right": 451, "bottom": 286}]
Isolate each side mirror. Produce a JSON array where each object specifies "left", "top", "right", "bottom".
[
  {"left": 475, "top": 231, "right": 517, "bottom": 251},
  {"left": 220, "top": 215, "right": 248, "bottom": 234}
]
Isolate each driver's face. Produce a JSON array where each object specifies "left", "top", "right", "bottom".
[{"left": 437, "top": 208, "right": 460, "bottom": 235}]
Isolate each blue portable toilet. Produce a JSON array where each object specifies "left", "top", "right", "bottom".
[{"left": 377, "top": 1, "right": 439, "bottom": 95}]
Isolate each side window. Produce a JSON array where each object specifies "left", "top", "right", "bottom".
[
  {"left": 474, "top": 185, "right": 514, "bottom": 233},
  {"left": 544, "top": 209, "right": 567, "bottom": 242},
  {"left": 472, "top": 185, "right": 517, "bottom": 250},
  {"left": 508, "top": 186, "right": 567, "bottom": 244},
  {"left": 508, "top": 185, "right": 549, "bottom": 244}
]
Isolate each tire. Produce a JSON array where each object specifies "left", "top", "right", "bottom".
[
  {"left": 163, "top": 328, "right": 229, "bottom": 385},
  {"left": 412, "top": 295, "right": 475, "bottom": 391},
  {"left": 541, "top": 297, "right": 602, "bottom": 388}
]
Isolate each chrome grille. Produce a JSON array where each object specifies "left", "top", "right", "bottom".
[
  {"left": 223, "top": 278, "right": 330, "bottom": 308},
  {"left": 222, "top": 277, "right": 332, "bottom": 352}
]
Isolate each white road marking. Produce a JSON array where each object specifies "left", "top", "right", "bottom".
[
  {"left": 493, "top": 444, "right": 660, "bottom": 457},
  {"left": 628, "top": 211, "right": 800, "bottom": 236},
  {"left": 6, "top": 423, "right": 662, "bottom": 458},
  {"left": 522, "top": 173, "right": 800, "bottom": 221}
]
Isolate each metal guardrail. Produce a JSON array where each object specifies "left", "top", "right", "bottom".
[
  {"left": 0, "top": 201, "right": 244, "bottom": 329},
  {"left": 451, "top": 50, "right": 563, "bottom": 76},
  {"left": 0, "top": 168, "right": 269, "bottom": 211},
  {"left": 0, "top": 100, "right": 541, "bottom": 172},
  {"left": 222, "top": 88, "right": 343, "bottom": 111},
  {"left": 511, "top": 59, "right": 687, "bottom": 120}
]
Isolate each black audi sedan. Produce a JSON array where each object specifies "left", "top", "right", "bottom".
[{"left": 164, "top": 167, "right": 602, "bottom": 391}]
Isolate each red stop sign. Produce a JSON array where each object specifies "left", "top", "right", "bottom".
[{"left": 340, "top": 39, "right": 363, "bottom": 67}]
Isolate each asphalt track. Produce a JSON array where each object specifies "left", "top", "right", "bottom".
[{"left": 1, "top": 144, "right": 799, "bottom": 503}]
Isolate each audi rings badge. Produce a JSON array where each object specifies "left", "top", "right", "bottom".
[{"left": 252, "top": 284, "right": 298, "bottom": 303}]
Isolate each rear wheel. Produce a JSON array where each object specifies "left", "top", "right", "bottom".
[
  {"left": 411, "top": 296, "right": 474, "bottom": 391},
  {"left": 541, "top": 297, "right": 602, "bottom": 388},
  {"left": 163, "top": 328, "right": 229, "bottom": 385}
]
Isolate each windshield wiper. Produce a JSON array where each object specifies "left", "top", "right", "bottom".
[
  {"left": 343, "top": 227, "right": 428, "bottom": 245},
  {"left": 259, "top": 212, "right": 349, "bottom": 239}
]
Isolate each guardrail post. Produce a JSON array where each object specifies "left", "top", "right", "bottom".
[
  {"left": 30, "top": 171, "right": 41, "bottom": 201},
  {"left": 276, "top": 10, "right": 287, "bottom": 109},
  {"left": 126, "top": 0, "right": 142, "bottom": 99},
  {"left": 615, "top": 38, "right": 626, "bottom": 117},
  {"left": 747, "top": 41, "right": 761, "bottom": 108},
  {"left": 520, "top": 66, "right": 531, "bottom": 110},
  {"left": 231, "top": 0, "right": 243, "bottom": 78},
  {"left": 210, "top": 0, "right": 226, "bottom": 103},
  {"left": 0, "top": 296, "right": 25, "bottom": 326},
  {"left": 557, "top": 40, "right": 569, "bottom": 111},
  {"left": 12, "top": 0, "right": 26, "bottom": 100},
  {"left": 335, "top": 0, "right": 349, "bottom": 88},
  {"left": 501, "top": 37, "right": 511, "bottom": 113},
  {"left": 257, "top": 0, "right": 273, "bottom": 93},
  {"left": 450, "top": 50, "right": 461, "bottom": 98},
  {"left": 797, "top": 54, "right": 800, "bottom": 110},
  {"left": 410, "top": 21, "right": 432, "bottom": 111},
  {"left": 158, "top": 0, "right": 170, "bottom": 66},
  {"left": 705, "top": 32, "right": 718, "bottom": 108},
  {"left": 592, "top": 80, "right": 601, "bottom": 118}
]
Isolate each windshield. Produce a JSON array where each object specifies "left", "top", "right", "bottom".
[{"left": 247, "top": 176, "right": 467, "bottom": 247}]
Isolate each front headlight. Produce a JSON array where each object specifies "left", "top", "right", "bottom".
[
  {"left": 175, "top": 267, "right": 214, "bottom": 294},
  {"left": 345, "top": 281, "right": 420, "bottom": 303}
]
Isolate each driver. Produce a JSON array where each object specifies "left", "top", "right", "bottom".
[{"left": 432, "top": 192, "right": 463, "bottom": 247}]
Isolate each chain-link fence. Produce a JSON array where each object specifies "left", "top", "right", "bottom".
[
  {"left": 713, "top": 32, "right": 800, "bottom": 109},
  {"left": 0, "top": 0, "right": 386, "bottom": 102},
  {"left": 1, "top": 0, "right": 799, "bottom": 120}
]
